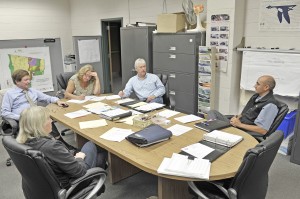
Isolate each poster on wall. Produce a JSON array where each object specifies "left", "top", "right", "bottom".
[
  {"left": 260, "top": 0, "right": 300, "bottom": 31},
  {"left": 78, "top": 39, "right": 101, "bottom": 64},
  {"left": 210, "top": 14, "right": 230, "bottom": 72},
  {"left": 0, "top": 47, "right": 54, "bottom": 92}
]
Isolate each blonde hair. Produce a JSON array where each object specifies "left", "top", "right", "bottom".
[
  {"left": 77, "top": 64, "right": 94, "bottom": 81},
  {"left": 16, "top": 106, "right": 50, "bottom": 144}
]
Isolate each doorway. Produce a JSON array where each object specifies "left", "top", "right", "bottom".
[{"left": 101, "top": 18, "right": 123, "bottom": 94}]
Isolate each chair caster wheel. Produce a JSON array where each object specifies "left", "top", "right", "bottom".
[{"left": 6, "top": 161, "right": 11, "bottom": 166}]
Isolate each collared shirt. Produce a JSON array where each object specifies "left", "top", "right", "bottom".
[
  {"left": 123, "top": 73, "right": 165, "bottom": 101},
  {"left": 1, "top": 86, "right": 59, "bottom": 121},
  {"left": 254, "top": 103, "right": 278, "bottom": 131}
]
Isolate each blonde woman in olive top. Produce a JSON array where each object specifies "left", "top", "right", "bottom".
[{"left": 65, "top": 64, "right": 101, "bottom": 100}]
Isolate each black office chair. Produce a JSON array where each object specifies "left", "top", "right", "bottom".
[
  {"left": 188, "top": 130, "right": 284, "bottom": 199},
  {"left": 155, "top": 73, "right": 175, "bottom": 110},
  {"left": 56, "top": 72, "right": 75, "bottom": 99},
  {"left": 0, "top": 88, "right": 19, "bottom": 166},
  {"left": 2, "top": 136, "right": 107, "bottom": 199},
  {"left": 55, "top": 72, "right": 75, "bottom": 135},
  {"left": 247, "top": 100, "right": 288, "bottom": 142}
]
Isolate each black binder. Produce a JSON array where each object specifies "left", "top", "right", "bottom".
[
  {"left": 194, "top": 119, "right": 231, "bottom": 132},
  {"left": 126, "top": 124, "right": 172, "bottom": 147},
  {"left": 119, "top": 100, "right": 140, "bottom": 108},
  {"left": 180, "top": 140, "right": 231, "bottom": 162},
  {"left": 99, "top": 111, "right": 132, "bottom": 121}
]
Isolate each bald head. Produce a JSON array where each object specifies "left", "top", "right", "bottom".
[{"left": 260, "top": 75, "right": 276, "bottom": 91}]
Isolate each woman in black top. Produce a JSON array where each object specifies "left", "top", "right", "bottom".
[{"left": 16, "top": 106, "right": 106, "bottom": 188}]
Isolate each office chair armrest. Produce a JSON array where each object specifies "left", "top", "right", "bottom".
[
  {"left": 228, "top": 188, "right": 237, "bottom": 199},
  {"left": 188, "top": 181, "right": 230, "bottom": 199},
  {"left": 1, "top": 118, "right": 18, "bottom": 136},
  {"left": 66, "top": 167, "right": 107, "bottom": 198},
  {"left": 246, "top": 131, "right": 265, "bottom": 142},
  {"left": 169, "top": 95, "right": 176, "bottom": 110},
  {"left": 187, "top": 181, "right": 210, "bottom": 199}
]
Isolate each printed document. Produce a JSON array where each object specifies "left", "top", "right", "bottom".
[
  {"left": 64, "top": 110, "right": 91, "bottom": 119},
  {"left": 181, "top": 143, "right": 214, "bottom": 159},
  {"left": 158, "top": 109, "right": 180, "bottom": 118},
  {"left": 83, "top": 102, "right": 107, "bottom": 109},
  {"left": 174, "top": 114, "right": 203, "bottom": 123},
  {"left": 100, "top": 127, "right": 134, "bottom": 142},
  {"left": 79, "top": 119, "right": 107, "bottom": 129},
  {"left": 167, "top": 124, "right": 193, "bottom": 136}
]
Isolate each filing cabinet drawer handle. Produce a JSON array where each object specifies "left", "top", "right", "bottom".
[
  {"left": 169, "top": 90, "right": 176, "bottom": 95},
  {"left": 169, "top": 54, "right": 176, "bottom": 59},
  {"left": 169, "top": 74, "right": 176, "bottom": 78},
  {"left": 169, "top": 46, "right": 176, "bottom": 51}
]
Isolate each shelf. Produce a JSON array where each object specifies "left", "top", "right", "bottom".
[{"left": 237, "top": 48, "right": 300, "bottom": 54}]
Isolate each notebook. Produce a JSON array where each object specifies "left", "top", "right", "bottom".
[
  {"left": 203, "top": 130, "right": 243, "bottom": 147},
  {"left": 194, "top": 119, "right": 231, "bottom": 132}
]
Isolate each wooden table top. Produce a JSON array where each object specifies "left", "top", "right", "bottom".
[{"left": 47, "top": 99, "right": 258, "bottom": 181}]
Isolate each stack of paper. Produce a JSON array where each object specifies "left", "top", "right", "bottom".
[
  {"left": 157, "top": 109, "right": 180, "bottom": 118},
  {"left": 203, "top": 130, "right": 243, "bottom": 147},
  {"left": 157, "top": 153, "right": 211, "bottom": 179},
  {"left": 134, "top": 102, "right": 164, "bottom": 112},
  {"left": 79, "top": 119, "right": 107, "bottom": 129}
]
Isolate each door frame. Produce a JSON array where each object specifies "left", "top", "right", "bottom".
[{"left": 101, "top": 18, "right": 123, "bottom": 93}]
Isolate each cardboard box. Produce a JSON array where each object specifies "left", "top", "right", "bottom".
[{"left": 157, "top": 13, "right": 186, "bottom": 33}]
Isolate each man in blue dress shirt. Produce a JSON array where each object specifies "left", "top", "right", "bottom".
[
  {"left": 118, "top": 58, "right": 166, "bottom": 104},
  {"left": 1, "top": 69, "right": 75, "bottom": 150}
]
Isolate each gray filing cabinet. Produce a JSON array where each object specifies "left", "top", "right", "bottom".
[
  {"left": 153, "top": 33, "right": 205, "bottom": 114},
  {"left": 120, "top": 26, "right": 155, "bottom": 87}
]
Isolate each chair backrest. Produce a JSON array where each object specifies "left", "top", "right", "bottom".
[
  {"left": 265, "top": 100, "right": 289, "bottom": 138},
  {"left": 2, "top": 136, "right": 64, "bottom": 199},
  {"left": 155, "top": 73, "right": 173, "bottom": 108},
  {"left": 56, "top": 72, "right": 75, "bottom": 90},
  {"left": 229, "top": 130, "right": 284, "bottom": 199}
]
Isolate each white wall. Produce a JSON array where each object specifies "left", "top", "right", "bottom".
[
  {"left": 0, "top": 0, "right": 73, "bottom": 55},
  {"left": 241, "top": 0, "right": 299, "bottom": 110},
  {"left": 244, "top": 0, "right": 300, "bottom": 49},
  {"left": 70, "top": 0, "right": 207, "bottom": 36}
]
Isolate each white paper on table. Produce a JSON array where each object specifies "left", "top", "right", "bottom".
[
  {"left": 105, "top": 95, "right": 121, "bottom": 100},
  {"left": 83, "top": 102, "right": 108, "bottom": 109},
  {"left": 181, "top": 143, "right": 214, "bottom": 159},
  {"left": 119, "top": 115, "right": 136, "bottom": 125},
  {"left": 115, "top": 98, "right": 135, "bottom": 104},
  {"left": 67, "top": 99, "right": 89, "bottom": 104},
  {"left": 100, "top": 127, "right": 133, "bottom": 142},
  {"left": 64, "top": 110, "right": 91, "bottom": 119},
  {"left": 174, "top": 114, "right": 203, "bottom": 123},
  {"left": 157, "top": 109, "right": 180, "bottom": 118},
  {"left": 134, "top": 102, "right": 164, "bottom": 111},
  {"left": 101, "top": 108, "right": 130, "bottom": 117},
  {"left": 128, "top": 101, "right": 147, "bottom": 108},
  {"left": 167, "top": 124, "right": 193, "bottom": 136},
  {"left": 84, "top": 96, "right": 97, "bottom": 100},
  {"left": 130, "top": 110, "right": 142, "bottom": 115},
  {"left": 87, "top": 106, "right": 112, "bottom": 115},
  {"left": 89, "top": 96, "right": 106, "bottom": 101},
  {"left": 79, "top": 119, "right": 107, "bottom": 129}
]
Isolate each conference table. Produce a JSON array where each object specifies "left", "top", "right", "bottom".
[{"left": 47, "top": 98, "right": 258, "bottom": 199}]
